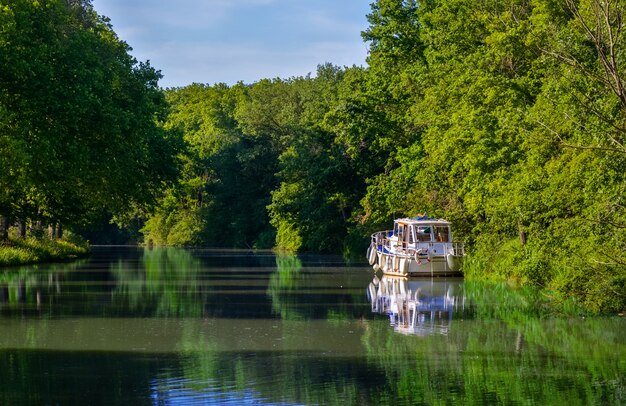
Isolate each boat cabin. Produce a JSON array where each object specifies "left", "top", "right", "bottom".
[{"left": 392, "top": 218, "right": 452, "bottom": 247}]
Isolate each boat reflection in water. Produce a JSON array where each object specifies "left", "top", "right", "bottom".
[{"left": 367, "top": 276, "right": 465, "bottom": 336}]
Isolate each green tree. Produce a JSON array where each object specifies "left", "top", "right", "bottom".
[
  {"left": 264, "top": 66, "right": 371, "bottom": 253},
  {"left": 358, "top": 0, "right": 625, "bottom": 311},
  {"left": 0, "top": 0, "right": 181, "bottom": 239},
  {"left": 143, "top": 82, "right": 279, "bottom": 248}
]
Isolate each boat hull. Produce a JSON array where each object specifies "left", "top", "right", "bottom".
[{"left": 375, "top": 251, "right": 463, "bottom": 277}]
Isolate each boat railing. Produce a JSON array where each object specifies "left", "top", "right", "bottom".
[
  {"left": 450, "top": 242, "right": 465, "bottom": 257},
  {"left": 371, "top": 230, "right": 392, "bottom": 247},
  {"left": 371, "top": 231, "right": 465, "bottom": 258}
]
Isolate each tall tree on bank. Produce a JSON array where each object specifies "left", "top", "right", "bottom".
[
  {"left": 520, "top": 0, "right": 626, "bottom": 310},
  {"left": 142, "top": 82, "right": 279, "bottom": 248},
  {"left": 0, "top": 0, "right": 181, "bottom": 239},
  {"left": 357, "top": 0, "right": 625, "bottom": 311},
  {"left": 265, "top": 65, "right": 368, "bottom": 253},
  {"left": 142, "top": 66, "right": 367, "bottom": 251}
]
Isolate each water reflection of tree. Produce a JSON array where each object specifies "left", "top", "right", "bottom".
[
  {"left": 110, "top": 247, "right": 207, "bottom": 317},
  {"left": 266, "top": 254, "right": 370, "bottom": 320},
  {"left": 166, "top": 318, "right": 390, "bottom": 406},
  {"left": 0, "top": 260, "right": 86, "bottom": 314},
  {"left": 266, "top": 255, "right": 304, "bottom": 319},
  {"left": 360, "top": 280, "right": 626, "bottom": 405},
  {"left": 0, "top": 350, "right": 167, "bottom": 406},
  {"left": 160, "top": 253, "right": 385, "bottom": 405}
]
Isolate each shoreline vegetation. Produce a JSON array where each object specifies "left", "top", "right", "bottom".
[{"left": 0, "top": 236, "right": 89, "bottom": 268}]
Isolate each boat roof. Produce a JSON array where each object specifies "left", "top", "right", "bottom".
[{"left": 394, "top": 216, "right": 451, "bottom": 226}]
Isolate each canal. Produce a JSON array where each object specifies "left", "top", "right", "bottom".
[{"left": 0, "top": 246, "right": 624, "bottom": 405}]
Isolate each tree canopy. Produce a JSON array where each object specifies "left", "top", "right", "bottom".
[{"left": 0, "top": 0, "right": 181, "bottom": 236}]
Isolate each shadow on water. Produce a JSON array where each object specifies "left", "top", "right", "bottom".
[{"left": 0, "top": 246, "right": 624, "bottom": 405}]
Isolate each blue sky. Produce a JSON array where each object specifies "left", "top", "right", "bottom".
[{"left": 91, "top": 0, "right": 372, "bottom": 88}]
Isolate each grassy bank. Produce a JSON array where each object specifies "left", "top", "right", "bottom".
[{"left": 0, "top": 237, "right": 90, "bottom": 267}]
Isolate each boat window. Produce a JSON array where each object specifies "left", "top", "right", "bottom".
[
  {"left": 398, "top": 224, "right": 410, "bottom": 246},
  {"left": 434, "top": 226, "right": 450, "bottom": 242},
  {"left": 416, "top": 226, "right": 431, "bottom": 242},
  {"left": 394, "top": 224, "right": 404, "bottom": 240},
  {"left": 408, "top": 226, "right": 415, "bottom": 244}
]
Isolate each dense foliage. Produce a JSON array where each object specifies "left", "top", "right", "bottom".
[
  {"left": 142, "top": 0, "right": 625, "bottom": 313},
  {"left": 0, "top": 0, "right": 181, "bottom": 239}
]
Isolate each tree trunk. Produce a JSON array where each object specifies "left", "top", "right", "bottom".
[
  {"left": 17, "top": 220, "right": 26, "bottom": 239},
  {"left": 0, "top": 216, "right": 8, "bottom": 241},
  {"left": 30, "top": 219, "right": 44, "bottom": 238},
  {"left": 54, "top": 223, "right": 63, "bottom": 239},
  {"left": 48, "top": 222, "right": 63, "bottom": 239}
]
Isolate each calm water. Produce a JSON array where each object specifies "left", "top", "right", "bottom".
[{"left": 0, "top": 247, "right": 624, "bottom": 405}]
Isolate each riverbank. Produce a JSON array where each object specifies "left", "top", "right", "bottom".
[
  {"left": 0, "top": 237, "right": 90, "bottom": 267},
  {"left": 461, "top": 245, "right": 626, "bottom": 316}
]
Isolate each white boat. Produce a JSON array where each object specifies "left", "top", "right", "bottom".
[{"left": 367, "top": 216, "right": 465, "bottom": 276}]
